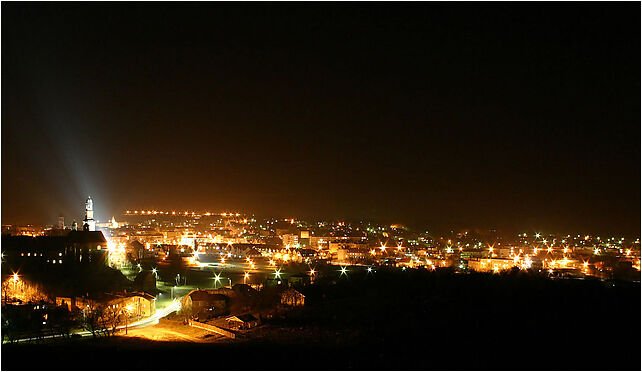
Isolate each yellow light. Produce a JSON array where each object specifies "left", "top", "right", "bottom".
[
  {"left": 309, "top": 269, "right": 316, "bottom": 276},
  {"left": 380, "top": 244, "right": 386, "bottom": 252},
  {"left": 12, "top": 273, "right": 19, "bottom": 281},
  {"left": 244, "top": 272, "right": 250, "bottom": 279}
]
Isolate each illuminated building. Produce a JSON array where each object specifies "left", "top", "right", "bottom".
[
  {"left": 281, "top": 233, "right": 299, "bottom": 248},
  {"left": 83, "top": 196, "right": 96, "bottom": 231}
]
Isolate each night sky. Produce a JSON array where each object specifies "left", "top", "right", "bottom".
[{"left": 2, "top": 3, "right": 640, "bottom": 236}]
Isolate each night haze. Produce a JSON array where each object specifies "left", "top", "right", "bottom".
[{"left": 2, "top": 3, "right": 640, "bottom": 236}]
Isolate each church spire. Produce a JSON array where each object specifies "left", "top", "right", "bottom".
[{"left": 83, "top": 196, "right": 96, "bottom": 231}]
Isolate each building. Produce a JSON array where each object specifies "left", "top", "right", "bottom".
[
  {"left": 280, "top": 288, "right": 305, "bottom": 307},
  {"left": 226, "top": 314, "right": 260, "bottom": 330},
  {"left": 182, "top": 290, "right": 231, "bottom": 319},
  {"left": 57, "top": 291, "right": 156, "bottom": 317},
  {"left": 83, "top": 196, "right": 96, "bottom": 232},
  {"left": 281, "top": 233, "right": 299, "bottom": 248},
  {"left": 2, "top": 229, "right": 108, "bottom": 267},
  {"left": 337, "top": 247, "right": 367, "bottom": 263},
  {"left": 467, "top": 258, "right": 517, "bottom": 272}
]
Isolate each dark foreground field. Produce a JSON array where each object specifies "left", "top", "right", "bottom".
[{"left": 3, "top": 269, "right": 640, "bottom": 370}]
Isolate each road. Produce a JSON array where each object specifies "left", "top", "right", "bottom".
[{"left": 9, "top": 298, "right": 182, "bottom": 343}]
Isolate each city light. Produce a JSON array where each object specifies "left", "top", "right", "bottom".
[{"left": 340, "top": 266, "right": 347, "bottom": 276}]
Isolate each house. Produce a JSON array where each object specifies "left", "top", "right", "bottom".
[
  {"left": 226, "top": 314, "right": 260, "bottom": 330},
  {"left": 60, "top": 291, "right": 156, "bottom": 317},
  {"left": 280, "top": 288, "right": 305, "bottom": 307},
  {"left": 288, "top": 274, "right": 310, "bottom": 286},
  {"left": 183, "top": 290, "right": 230, "bottom": 319}
]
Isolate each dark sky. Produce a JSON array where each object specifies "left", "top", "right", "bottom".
[{"left": 2, "top": 3, "right": 640, "bottom": 236}]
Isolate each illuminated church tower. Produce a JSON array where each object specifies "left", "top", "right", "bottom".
[{"left": 83, "top": 196, "right": 96, "bottom": 231}]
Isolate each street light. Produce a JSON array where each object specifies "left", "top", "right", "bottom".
[
  {"left": 340, "top": 266, "right": 347, "bottom": 276},
  {"left": 214, "top": 274, "right": 222, "bottom": 289}
]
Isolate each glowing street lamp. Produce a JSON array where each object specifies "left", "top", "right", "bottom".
[
  {"left": 214, "top": 274, "right": 222, "bottom": 288},
  {"left": 309, "top": 268, "right": 316, "bottom": 276},
  {"left": 367, "top": 267, "right": 373, "bottom": 273},
  {"left": 244, "top": 272, "right": 250, "bottom": 284},
  {"left": 274, "top": 269, "right": 281, "bottom": 279},
  {"left": 535, "top": 233, "right": 541, "bottom": 239},
  {"left": 339, "top": 266, "right": 347, "bottom": 276}
]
